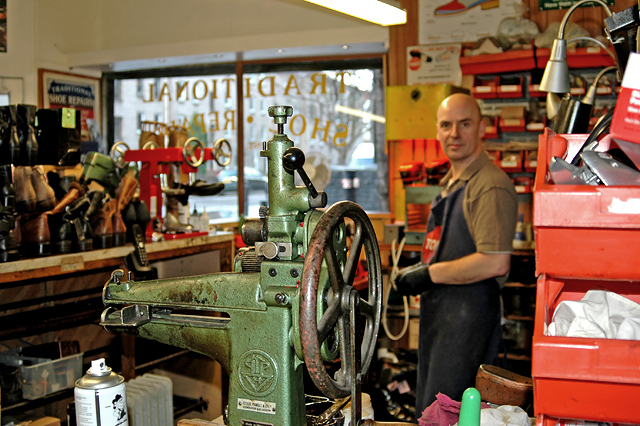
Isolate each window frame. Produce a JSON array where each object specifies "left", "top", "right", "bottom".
[{"left": 103, "top": 54, "right": 386, "bottom": 218}]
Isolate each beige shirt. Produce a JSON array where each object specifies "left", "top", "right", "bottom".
[{"left": 440, "top": 151, "right": 518, "bottom": 255}]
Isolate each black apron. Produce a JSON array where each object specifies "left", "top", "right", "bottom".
[{"left": 415, "top": 184, "right": 502, "bottom": 416}]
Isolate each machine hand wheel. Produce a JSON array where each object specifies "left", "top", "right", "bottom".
[
  {"left": 110, "top": 141, "right": 130, "bottom": 169},
  {"left": 213, "top": 138, "right": 232, "bottom": 167},
  {"left": 142, "top": 140, "right": 159, "bottom": 150},
  {"left": 300, "top": 201, "right": 382, "bottom": 398},
  {"left": 183, "top": 137, "right": 205, "bottom": 167}
]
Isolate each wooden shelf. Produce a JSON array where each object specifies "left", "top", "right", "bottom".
[
  {"left": 505, "top": 282, "right": 536, "bottom": 288},
  {"left": 499, "top": 352, "right": 531, "bottom": 362},
  {"left": 506, "top": 314, "right": 535, "bottom": 322},
  {"left": 0, "top": 232, "right": 234, "bottom": 286}
]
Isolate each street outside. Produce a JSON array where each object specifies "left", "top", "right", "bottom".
[{"left": 185, "top": 190, "right": 269, "bottom": 225}]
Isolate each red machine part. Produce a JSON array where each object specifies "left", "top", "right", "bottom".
[{"left": 125, "top": 146, "right": 216, "bottom": 238}]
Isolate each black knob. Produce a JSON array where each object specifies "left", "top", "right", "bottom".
[
  {"left": 283, "top": 147, "right": 318, "bottom": 199},
  {"left": 283, "top": 147, "right": 305, "bottom": 173}
]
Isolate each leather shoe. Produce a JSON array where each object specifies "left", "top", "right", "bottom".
[
  {"left": 163, "top": 212, "right": 193, "bottom": 233},
  {"left": 20, "top": 212, "right": 50, "bottom": 257},
  {"left": 89, "top": 193, "right": 115, "bottom": 249},
  {"left": 32, "top": 167, "right": 57, "bottom": 212},
  {"left": 14, "top": 166, "right": 36, "bottom": 214},
  {"left": 112, "top": 172, "right": 138, "bottom": 247}
]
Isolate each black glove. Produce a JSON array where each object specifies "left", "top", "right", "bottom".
[{"left": 393, "top": 262, "right": 433, "bottom": 296}]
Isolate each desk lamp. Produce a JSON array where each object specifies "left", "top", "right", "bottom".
[{"left": 539, "top": 0, "right": 614, "bottom": 94}]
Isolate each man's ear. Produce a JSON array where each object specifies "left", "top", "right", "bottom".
[{"left": 478, "top": 117, "right": 487, "bottom": 139}]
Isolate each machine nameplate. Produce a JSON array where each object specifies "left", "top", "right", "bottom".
[
  {"left": 237, "top": 398, "right": 276, "bottom": 414},
  {"left": 240, "top": 420, "right": 273, "bottom": 426}
]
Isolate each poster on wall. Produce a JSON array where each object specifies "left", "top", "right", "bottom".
[
  {"left": 0, "top": 0, "right": 7, "bottom": 53},
  {"left": 418, "top": 0, "right": 518, "bottom": 44},
  {"left": 407, "top": 44, "right": 462, "bottom": 86},
  {"left": 38, "top": 69, "right": 101, "bottom": 141}
]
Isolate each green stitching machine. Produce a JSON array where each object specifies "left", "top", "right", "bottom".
[{"left": 101, "top": 106, "right": 389, "bottom": 426}]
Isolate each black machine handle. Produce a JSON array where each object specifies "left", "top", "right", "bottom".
[{"left": 283, "top": 147, "right": 319, "bottom": 199}]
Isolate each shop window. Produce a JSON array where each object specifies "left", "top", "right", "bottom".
[{"left": 107, "top": 57, "right": 387, "bottom": 226}]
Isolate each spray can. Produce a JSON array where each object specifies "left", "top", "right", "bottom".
[{"left": 74, "top": 358, "right": 129, "bottom": 426}]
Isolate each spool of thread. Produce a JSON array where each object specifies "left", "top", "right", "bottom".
[{"left": 459, "top": 387, "right": 481, "bottom": 426}]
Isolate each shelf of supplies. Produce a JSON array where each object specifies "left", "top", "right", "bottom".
[
  {"left": 499, "top": 353, "right": 532, "bottom": 362},
  {"left": 504, "top": 282, "right": 536, "bottom": 288},
  {"left": 174, "top": 395, "right": 208, "bottom": 418},
  {"left": 1, "top": 388, "right": 74, "bottom": 417},
  {"left": 506, "top": 314, "right": 535, "bottom": 322}
]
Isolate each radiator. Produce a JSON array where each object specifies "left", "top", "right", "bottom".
[{"left": 126, "top": 373, "right": 173, "bottom": 426}]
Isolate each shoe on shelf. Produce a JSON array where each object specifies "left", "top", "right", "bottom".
[{"left": 163, "top": 212, "right": 193, "bottom": 233}]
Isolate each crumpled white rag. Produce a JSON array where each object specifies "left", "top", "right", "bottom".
[
  {"left": 452, "top": 405, "right": 530, "bottom": 426},
  {"left": 481, "top": 406, "right": 530, "bottom": 426},
  {"left": 548, "top": 290, "right": 640, "bottom": 340}
]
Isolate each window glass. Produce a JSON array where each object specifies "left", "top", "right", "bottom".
[
  {"left": 110, "top": 61, "right": 387, "bottom": 228},
  {"left": 113, "top": 74, "right": 239, "bottom": 222},
  {"left": 242, "top": 68, "right": 387, "bottom": 214}
]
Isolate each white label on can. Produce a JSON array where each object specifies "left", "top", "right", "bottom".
[
  {"left": 75, "top": 383, "right": 129, "bottom": 426},
  {"left": 237, "top": 398, "right": 276, "bottom": 414}
]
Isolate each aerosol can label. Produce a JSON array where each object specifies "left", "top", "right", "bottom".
[{"left": 75, "top": 383, "right": 128, "bottom": 426}]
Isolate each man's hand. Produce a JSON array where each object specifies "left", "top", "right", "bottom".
[{"left": 393, "top": 262, "right": 434, "bottom": 296}]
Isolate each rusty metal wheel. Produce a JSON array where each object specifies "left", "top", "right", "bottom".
[{"left": 300, "top": 201, "right": 382, "bottom": 398}]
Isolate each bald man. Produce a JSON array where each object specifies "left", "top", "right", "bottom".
[{"left": 394, "top": 93, "right": 518, "bottom": 415}]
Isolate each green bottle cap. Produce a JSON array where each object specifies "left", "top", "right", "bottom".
[{"left": 459, "top": 387, "right": 481, "bottom": 426}]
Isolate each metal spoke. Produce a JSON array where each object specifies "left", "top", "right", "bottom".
[{"left": 317, "top": 298, "right": 341, "bottom": 342}]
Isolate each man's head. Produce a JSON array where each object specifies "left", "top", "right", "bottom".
[{"left": 436, "top": 93, "right": 485, "bottom": 168}]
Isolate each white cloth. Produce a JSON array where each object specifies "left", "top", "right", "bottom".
[
  {"left": 548, "top": 290, "right": 640, "bottom": 340},
  {"left": 479, "top": 405, "right": 530, "bottom": 426}
]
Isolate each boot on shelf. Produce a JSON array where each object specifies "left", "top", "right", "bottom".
[
  {"left": 32, "top": 166, "right": 57, "bottom": 212},
  {"left": 14, "top": 166, "right": 36, "bottom": 214},
  {"left": 0, "top": 106, "right": 21, "bottom": 165},
  {"left": 44, "top": 181, "right": 89, "bottom": 254},
  {"left": 88, "top": 191, "right": 115, "bottom": 249},
  {"left": 0, "top": 165, "right": 19, "bottom": 262},
  {"left": 16, "top": 104, "right": 38, "bottom": 167},
  {"left": 123, "top": 199, "right": 151, "bottom": 242},
  {"left": 20, "top": 211, "right": 50, "bottom": 257},
  {"left": 112, "top": 172, "right": 139, "bottom": 247}
]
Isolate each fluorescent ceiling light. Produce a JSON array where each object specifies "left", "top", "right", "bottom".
[
  {"left": 336, "top": 105, "right": 386, "bottom": 123},
  {"left": 305, "top": 0, "right": 407, "bottom": 26}
]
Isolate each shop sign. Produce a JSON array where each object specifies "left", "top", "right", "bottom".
[{"left": 538, "top": 0, "right": 614, "bottom": 11}]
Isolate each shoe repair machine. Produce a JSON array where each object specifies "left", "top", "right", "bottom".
[
  {"left": 100, "top": 106, "right": 401, "bottom": 426},
  {"left": 111, "top": 136, "right": 232, "bottom": 238}
]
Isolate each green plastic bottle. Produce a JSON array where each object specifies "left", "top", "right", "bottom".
[{"left": 459, "top": 387, "right": 481, "bottom": 426}]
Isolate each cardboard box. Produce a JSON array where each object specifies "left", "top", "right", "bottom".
[{"left": 610, "top": 52, "right": 640, "bottom": 169}]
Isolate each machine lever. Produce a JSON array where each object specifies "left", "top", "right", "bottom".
[
  {"left": 101, "top": 305, "right": 150, "bottom": 327},
  {"left": 283, "top": 147, "right": 319, "bottom": 198}
]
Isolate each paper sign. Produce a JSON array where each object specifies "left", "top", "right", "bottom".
[
  {"left": 62, "top": 107, "right": 76, "bottom": 129},
  {"left": 418, "top": 0, "right": 518, "bottom": 44},
  {"left": 407, "top": 44, "right": 462, "bottom": 86}
]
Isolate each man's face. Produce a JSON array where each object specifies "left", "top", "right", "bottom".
[{"left": 436, "top": 97, "right": 485, "bottom": 163}]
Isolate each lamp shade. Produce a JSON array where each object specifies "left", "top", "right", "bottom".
[{"left": 540, "top": 38, "right": 570, "bottom": 93}]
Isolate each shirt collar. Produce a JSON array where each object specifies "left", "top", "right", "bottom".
[{"left": 440, "top": 151, "right": 492, "bottom": 190}]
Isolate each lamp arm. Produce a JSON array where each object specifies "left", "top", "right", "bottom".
[
  {"left": 559, "top": 0, "right": 614, "bottom": 39},
  {"left": 567, "top": 36, "right": 616, "bottom": 59},
  {"left": 582, "top": 65, "right": 618, "bottom": 105}
]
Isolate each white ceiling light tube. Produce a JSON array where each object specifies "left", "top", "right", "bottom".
[
  {"left": 335, "top": 105, "right": 386, "bottom": 123},
  {"left": 305, "top": 0, "right": 407, "bottom": 26}
]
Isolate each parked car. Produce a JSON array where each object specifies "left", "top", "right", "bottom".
[{"left": 218, "top": 167, "right": 268, "bottom": 193}]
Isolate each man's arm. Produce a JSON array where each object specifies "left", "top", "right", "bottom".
[{"left": 427, "top": 252, "right": 511, "bottom": 285}]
